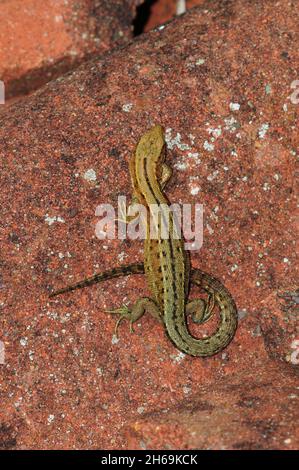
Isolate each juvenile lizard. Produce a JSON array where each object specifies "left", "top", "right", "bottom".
[{"left": 50, "top": 125, "right": 238, "bottom": 356}]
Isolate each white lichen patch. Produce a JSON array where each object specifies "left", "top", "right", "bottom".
[
  {"left": 165, "top": 128, "right": 191, "bottom": 151},
  {"left": 221, "top": 352, "right": 228, "bottom": 361},
  {"left": 190, "top": 186, "right": 200, "bottom": 196},
  {"left": 174, "top": 161, "right": 188, "bottom": 171},
  {"left": 189, "top": 134, "right": 196, "bottom": 145},
  {"left": 14, "top": 398, "right": 23, "bottom": 408},
  {"left": 117, "top": 251, "right": 127, "bottom": 262},
  {"left": 203, "top": 140, "right": 214, "bottom": 152},
  {"left": 122, "top": 103, "right": 133, "bottom": 112},
  {"left": 187, "top": 152, "right": 200, "bottom": 164},
  {"left": 45, "top": 214, "right": 65, "bottom": 226},
  {"left": 83, "top": 168, "right": 97, "bottom": 182},
  {"left": 262, "top": 182, "right": 271, "bottom": 191},
  {"left": 229, "top": 102, "right": 240, "bottom": 111},
  {"left": 209, "top": 209, "right": 218, "bottom": 223},
  {"left": 29, "top": 350, "right": 34, "bottom": 361},
  {"left": 206, "top": 223, "right": 214, "bottom": 235},
  {"left": 224, "top": 116, "right": 239, "bottom": 133},
  {"left": 46, "top": 310, "right": 59, "bottom": 320},
  {"left": 183, "top": 386, "right": 191, "bottom": 395},
  {"left": 258, "top": 123, "right": 270, "bottom": 139},
  {"left": 171, "top": 351, "right": 186, "bottom": 363},
  {"left": 207, "top": 125, "right": 222, "bottom": 139},
  {"left": 207, "top": 170, "right": 219, "bottom": 181},
  {"left": 47, "top": 414, "right": 55, "bottom": 425},
  {"left": 288, "top": 394, "right": 297, "bottom": 399}
]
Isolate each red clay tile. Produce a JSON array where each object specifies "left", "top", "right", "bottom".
[{"left": 0, "top": 0, "right": 142, "bottom": 102}]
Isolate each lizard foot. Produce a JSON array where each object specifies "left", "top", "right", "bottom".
[
  {"left": 105, "top": 305, "right": 135, "bottom": 337},
  {"left": 188, "top": 293, "right": 216, "bottom": 324}
]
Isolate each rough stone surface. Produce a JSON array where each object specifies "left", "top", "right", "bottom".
[
  {"left": 0, "top": 0, "right": 298, "bottom": 450},
  {"left": 0, "top": 0, "right": 141, "bottom": 101},
  {"left": 126, "top": 362, "right": 298, "bottom": 450}
]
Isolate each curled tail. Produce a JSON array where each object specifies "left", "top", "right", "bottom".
[{"left": 164, "top": 268, "right": 238, "bottom": 357}]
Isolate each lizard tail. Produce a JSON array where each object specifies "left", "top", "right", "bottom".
[
  {"left": 49, "top": 263, "right": 144, "bottom": 298},
  {"left": 165, "top": 269, "right": 238, "bottom": 357}
]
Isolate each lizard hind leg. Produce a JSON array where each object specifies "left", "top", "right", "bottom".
[
  {"left": 186, "top": 292, "right": 215, "bottom": 325},
  {"left": 106, "top": 297, "right": 161, "bottom": 338}
]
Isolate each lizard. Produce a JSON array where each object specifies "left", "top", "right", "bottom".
[{"left": 49, "top": 125, "right": 238, "bottom": 356}]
